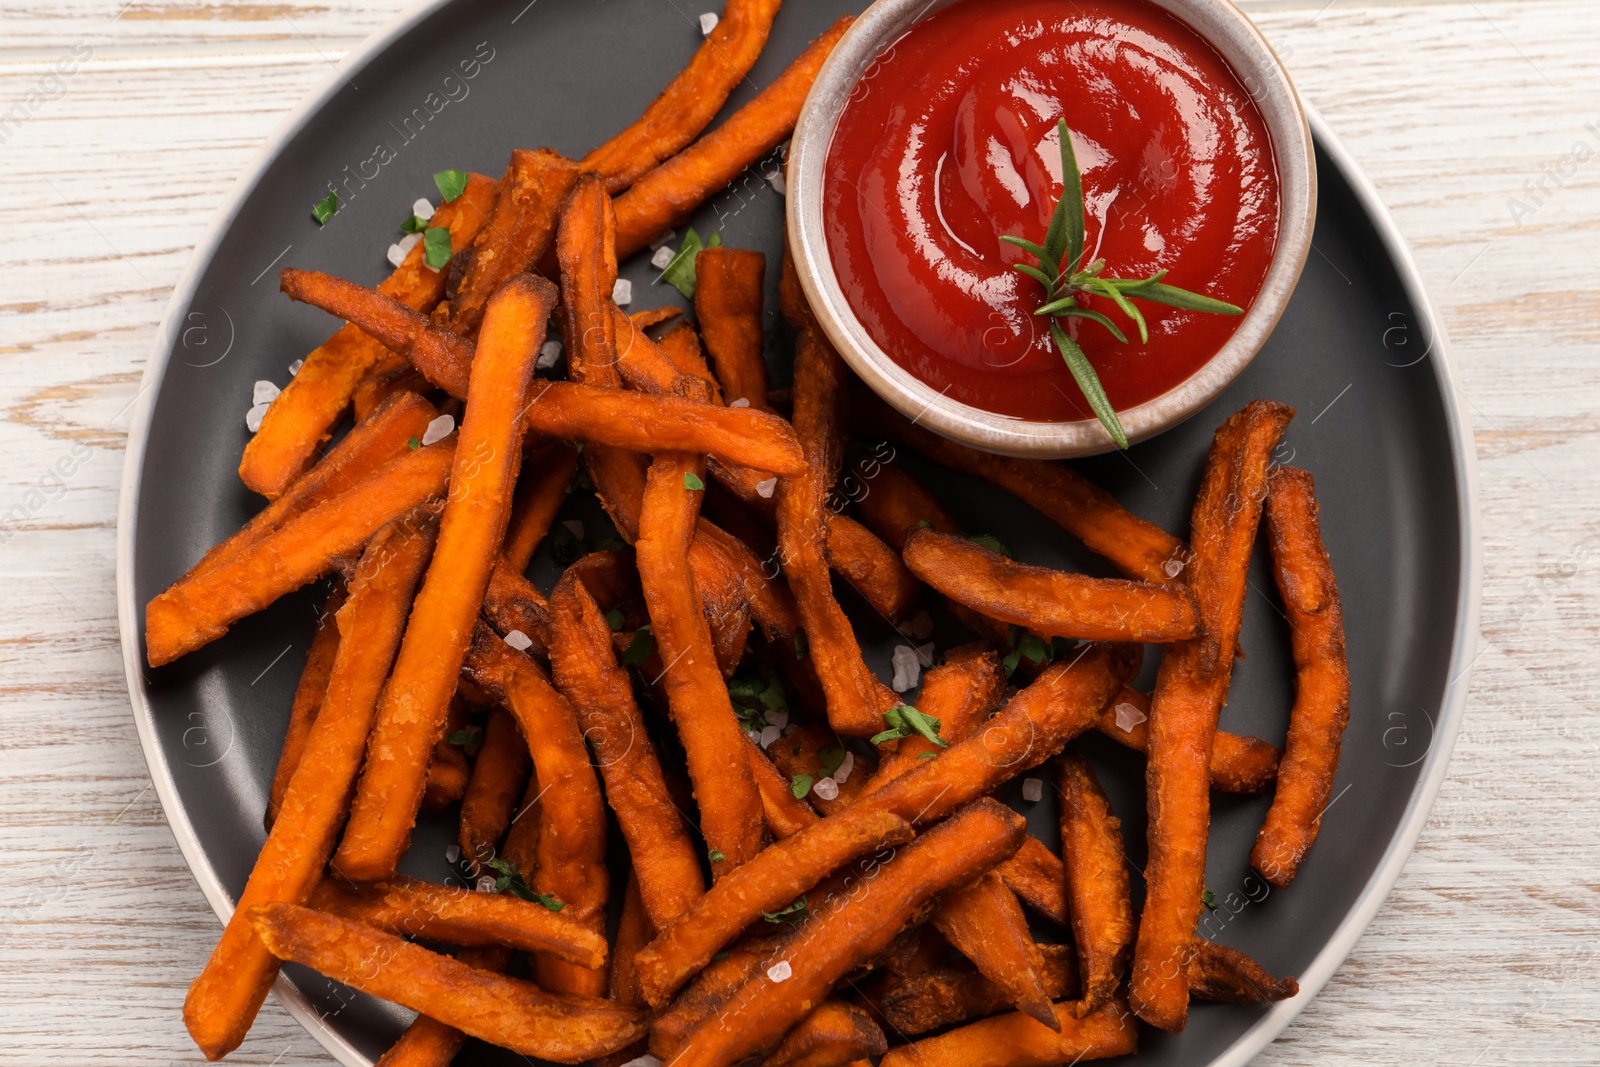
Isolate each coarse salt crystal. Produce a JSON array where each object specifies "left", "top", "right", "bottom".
[
  {"left": 1021, "top": 777, "right": 1044, "bottom": 803},
  {"left": 538, "top": 339, "right": 564, "bottom": 370},
  {"left": 246, "top": 402, "right": 271, "bottom": 433},
  {"left": 813, "top": 777, "right": 840, "bottom": 801},
  {"left": 253, "top": 380, "right": 281, "bottom": 406},
  {"left": 476, "top": 875, "right": 496, "bottom": 893},
  {"left": 619, "top": 1056, "right": 663, "bottom": 1067},
  {"left": 755, "top": 477, "right": 777, "bottom": 499},
  {"left": 421, "top": 413, "right": 455, "bottom": 445},
  {"left": 288, "top": 359, "right": 304, "bottom": 376},
  {"left": 765, "top": 168, "right": 787, "bottom": 196},
  {"left": 504, "top": 630, "right": 533, "bottom": 652},
  {"left": 902, "top": 611, "right": 935, "bottom": 641},
  {"left": 890, "top": 645, "right": 921, "bottom": 693},
  {"left": 782, "top": 723, "right": 801, "bottom": 736},
  {"left": 413, "top": 197, "right": 436, "bottom": 221},
  {"left": 1114, "top": 701, "right": 1147, "bottom": 732},
  {"left": 650, "top": 229, "right": 677, "bottom": 251},
  {"left": 562, "top": 519, "right": 585, "bottom": 540},
  {"left": 767, "top": 959, "right": 792, "bottom": 983},
  {"left": 613, "top": 278, "right": 634, "bottom": 306},
  {"left": 387, "top": 232, "right": 423, "bottom": 268},
  {"left": 834, "top": 751, "right": 855, "bottom": 783},
  {"left": 444, "top": 844, "right": 461, "bottom": 864},
  {"left": 759, "top": 723, "right": 782, "bottom": 749},
  {"left": 763, "top": 708, "right": 788, "bottom": 729},
  {"left": 746, "top": 728, "right": 764, "bottom": 745},
  {"left": 651, "top": 245, "right": 677, "bottom": 270},
  {"left": 729, "top": 397, "right": 751, "bottom": 408},
  {"left": 1162, "top": 558, "right": 1185, "bottom": 579},
  {"left": 698, "top": 11, "right": 719, "bottom": 35}
]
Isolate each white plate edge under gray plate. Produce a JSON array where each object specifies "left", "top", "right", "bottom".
[{"left": 113, "top": 1, "right": 1483, "bottom": 1060}]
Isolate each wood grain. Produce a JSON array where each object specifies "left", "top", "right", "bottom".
[{"left": 2, "top": 0, "right": 1598, "bottom": 1064}]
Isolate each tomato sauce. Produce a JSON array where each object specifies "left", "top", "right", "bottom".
[{"left": 822, "top": 0, "right": 1280, "bottom": 422}]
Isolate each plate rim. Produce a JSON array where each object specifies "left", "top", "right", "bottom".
[{"left": 113, "top": 0, "right": 1483, "bottom": 1060}]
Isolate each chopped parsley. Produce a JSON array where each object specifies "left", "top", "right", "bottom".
[
  {"left": 401, "top": 214, "right": 429, "bottom": 235},
  {"left": 762, "top": 894, "right": 807, "bottom": 923},
  {"left": 486, "top": 857, "right": 565, "bottom": 911},
  {"left": 818, "top": 745, "right": 847, "bottom": 778},
  {"left": 549, "top": 523, "right": 585, "bottom": 566},
  {"left": 311, "top": 190, "right": 339, "bottom": 225},
  {"left": 870, "top": 705, "right": 947, "bottom": 748},
  {"left": 728, "top": 666, "right": 789, "bottom": 734},
  {"left": 789, "top": 773, "right": 814, "bottom": 799},
  {"left": 620, "top": 624, "right": 655, "bottom": 668},
  {"left": 683, "top": 471, "right": 706, "bottom": 491},
  {"left": 446, "top": 726, "right": 483, "bottom": 749},
  {"left": 658, "top": 227, "right": 722, "bottom": 299},
  {"left": 707, "top": 849, "right": 726, "bottom": 863},
  {"left": 1002, "top": 625, "right": 1077, "bottom": 678},
  {"left": 407, "top": 435, "right": 421, "bottom": 451},
  {"left": 967, "top": 532, "right": 1011, "bottom": 557},
  {"left": 1201, "top": 888, "right": 1217, "bottom": 911},
  {"left": 433, "top": 169, "right": 469, "bottom": 203},
  {"left": 423, "top": 227, "right": 453, "bottom": 270},
  {"left": 604, "top": 609, "right": 625, "bottom": 632}
]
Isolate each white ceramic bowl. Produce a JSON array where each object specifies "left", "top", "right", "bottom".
[{"left": 786, "top": 0, "right": 1316, "bottom": 457}]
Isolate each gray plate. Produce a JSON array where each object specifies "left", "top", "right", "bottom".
[{"left": 115, "top": 2, "right": 1481, "bottom": 1064}]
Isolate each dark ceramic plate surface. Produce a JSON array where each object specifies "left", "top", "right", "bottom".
[{"left": 116, "top": 2, "right": 1481, "bottom": 1064}]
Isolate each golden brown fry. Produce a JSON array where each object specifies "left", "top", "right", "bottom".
[
  {"left": 549, "top": 572, "right": 706, "bottom": 928},
  {"left": 694, "top": 246, "right": 769, "bottom": 408},
  {"left": 307, "top": 873, "right": 606, "bottom": 965},
  {"left": 462, "top": 624, "right": 610, "bottom": 995},
  {"left": 1131, "top": 399, "right": 1294, "bottom": 1033},
  {"left": 613, "top": 17, "right": 854, "bottom": 257},
  {"left": 145, "top": 440, "right": 454, "bottom": 667},
  {"left": 335, "top": 276, "right": 554, "bottom": 882},
  {"left": 1186, "top": 939, "right": 1300, "bottom": 1004},
  {"left": 458, "top": 707, "right": 530, "bottom": 877},
  {"left": 247, "top": 903, "right": 646, "bottom": 1063},
  {"left": 557, "top": 172, "right": 620, "bottom": 381},
  {"left": 1059, "top": 753, "right": 1133, "bottom": 1015},
  {"left": 635, "top": 644, "right": 1134, "bottom": 1005},
  {"left": 658, "top": 323, "right": 720, "bottom": 396},
  {"left": 649, "top": 935, "right": 779, "bottom": 1057},
  {"left": 265, "top": 580, "right": 344, "bottom": 827},
  {"left": 931, "top": 873, "right": 1059, "bottom": 1030},
  {"left": 240, "top": 173, "right": 495, "bottom": 498},
  {"left": 374, "top": 947, "right": 511, "bottom": 1067},
  {"left": 1097, "top": 687, "right": 1281, "bottom": 794},
  {"left": 903, "top": 528, "right": 1200, "bottom": 643},
  {"left": 779, "top": 326, "right": 896, "bottom": 736},
  {"left": 450, "top": 149, "right": 580, "bottom": 336},
  {"left": 764, "top": 1001, "right": 887, "bottom": 1067},
  {"left": 854, "top": 387, "right": 1187, "bottom": 583},
  {"left": 182, "top": 515, "right": 437, "bottom": 1060},
  {"left": 634, "top": 808, "right": 912, "bottom": 1007},
  {"left": 878, "top": 998, "right": 1138, "bottom": 1067},
  {"left": 582, "top": 0, "right": 784, "bottom": 191},
  {"left": 636, "top": 453, "right": 767, "bottom": 871},
  {"left": 1252, "top": 466, "right": 1351, "bottom": 887},
  {"left": 669, "top": 798, "right": 1028, "bottom": 1067},
  {"left": 994, "top": 835, "right": 1069, "bottom": 927},
  {"left": 880, "top": 944, "right": 1079, "bottom": 1035}
]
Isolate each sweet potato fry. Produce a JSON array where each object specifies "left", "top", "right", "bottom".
[
  {"left": 307, "top": 873, "right": 606, "bottom": 965},
  {"left": 779, "top": 327, "right": 897, "bottom": 736},
  {"left": 144, "top": 439, "right": 454, "bottom": 667},
  {"left": 279, "top": 267, "right": 807, "bottom": 475},
  {"left": 374, "top": 946, "right": 511, "bottom": 1067},
  {"left": 248, "top": 903, "right": 646, "bottom": 1062},
  {"left": 862, "top": 645, "right": 1005, "bottom": 792},
  {"left": 877, "top": 998, "right": 1138, "bottom": 1067},
  {"left": 635, "top": 644, "right": 1134, "bottom": 1005},
  {"left": 240, "top": 173, "right": 495, "bottom": 498},
  {"left": 335, "top": 276, "right": 554, "bottom": 882},
  {"left": 461, "top": 623, "right": 610, "bottom": 995},
  {"left": 649, "top": 935, "right": 780, "bottom": 1057},
  {"left": 880, "top": 944, "right": 1079, "bottom": 1035},
  {"left": 854, "top": 388, "right": 1187, "bottom": 583},
  {"left": 458, "top": 707, "right": 530, "bottom": 877},
  {"left": 636, "top": 454, "right": 767, "bottom": 871},
  {"left": 658, "top": 323, "right": 719, "bottom": 395},
  {"left": 502, "top": 442, "right": 581, "bottom": 572},
  {"left": 450, "top": 149, "right": 580, "bottom": 337},
  {"left": 633, "top": 808, "right": 912, "bottom": 1006},
  {"left": 694, "top": 246, "right": 769, "bottom": 408},
  {"left": 265, "top": 580, "right": 344, "bottom": 827},
  {"left": 1131, "top": 399, "right": 1294, "bottom": 1032},
  {"left": 182, "top": 515, "right": 437, "bottom": 1060},
  {"left": 764, "top": 1001, "right": 887, "bottom": 1067},
  {"left": 501, "top": 767, "right": 543, "bottom": 876},
  {"left": 481, "top": 559, "right": 554, "bottom": 658},
  {"left": 1251, "top": 466, "right": 1351, "bottom": 887},
  {"left": 352, "top": 360, "right": 431, "bottom": 424},
  {"left": 828, "top": 513, "right": 923, "bottom": 622},
  {"left": 994, "top": 835, "right": 1069, "bottom": 927},
  {"left": 1059, "top": 752, "right": 1133, "bottom": 1014},
  {"left": 582, "top": 0, "right": 784, "bottom": 191},
  {"left": 1097, "top": 687, "right": 1281, "bottom": 794},
  {"left": 549, "top": 571, "right": 706, "bottom": 928},
  {"left": 557, "top": 172, "right": 620, "bottom": 382},
  {"left": 903, "top": 528, "right": 1200, "bottom": 643},
  {"left": 766, "top": 722, "right": 869, "bottom": 816},
  {"left": 613, "top": 16, "right": 854, "bottom": 258},
  {"left": 422, "top": 732, "right": 471, "bottom": 810},
  {"left": 932, "top": 873, "right": 1059, "bottom": 1030},
  {"left": 745, "top": 735, "right": 822, "bottom": 838},
  {"left": 668, "top": 798, "right": 1028, "bottom": 1067},
  {"left": 631, "top": 306, "right": 682, "bottom": 330},
  {"left": 1186, "top": 939, "right": 1300, "bottom": 1004},
  {"left": 201, "top": 391, "right": 438, "bottom": 581},
  {"left": 609, "top": 874, "right": 656, "bottom": 1007}
]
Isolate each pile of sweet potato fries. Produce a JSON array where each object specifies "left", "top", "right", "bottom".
[{"left": 146, "top": 4, "right": 1352, "bottom": 1063}]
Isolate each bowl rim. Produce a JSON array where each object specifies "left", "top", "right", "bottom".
[{"left": 786, "top": 0, "right": 1319, "bottom": 458}]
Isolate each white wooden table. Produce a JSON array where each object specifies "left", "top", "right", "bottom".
[{"left": 2, "top": 0, "right": 1597, "bottom": 1063}]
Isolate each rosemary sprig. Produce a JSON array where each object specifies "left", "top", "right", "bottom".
[{"left": 1001, "top": 119, "right": 1244, "bottom": 448}]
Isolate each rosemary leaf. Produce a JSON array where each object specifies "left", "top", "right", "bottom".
[{"left": 1050, "top": 320, "right": 1128, "bottom": 449}]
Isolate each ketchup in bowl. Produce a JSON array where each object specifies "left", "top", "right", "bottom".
[{"left": 822, "top": 0, "right": 1281, "bottom": 423}]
